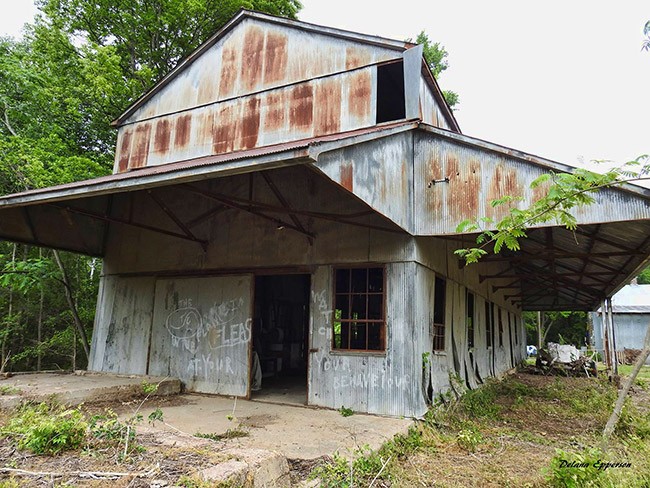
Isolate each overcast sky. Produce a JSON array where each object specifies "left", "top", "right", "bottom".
[{"left": 2, "top": 1, "right": 648, "bottom": 172}]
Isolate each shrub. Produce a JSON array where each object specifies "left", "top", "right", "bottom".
[{"left": 1, "top": 403, "right": 87, "bottom": 454}]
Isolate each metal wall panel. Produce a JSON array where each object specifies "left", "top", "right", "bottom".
[
  {"left": 148, "top": 275, "right": 252, "bottom": 396},
  {"left": 308, "top": 263, "right": 426, "bottom": 417},
  {"left": 88, "top": 276, "right": 155, "bottom": 375},
  {"left": 592, "top": 312, "right": 650, "bottom": 364},
  {"left": 419, "top": 78, "right": 449, "bottom": 130},
  {"left": 123, "top": 18, "right": 398, "bottom": 126},
  {"left": 414, "top": 131, "right": 650, "bottom": 236},
  {"left": 314, "top": 132, "right": 413, "bottom": 232},
  {"left": 115, "top": 67, "right": 377, "bottom": 173}
]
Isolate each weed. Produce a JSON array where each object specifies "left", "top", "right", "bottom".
[
  {"left": 338, "top": 406, "right": 354, "bottom": 417},
  {"left": 456, "top": 427, "right": 482, "bottom": 453},
  {"left": 88, "top": 408, "right": 146, "bottom": 460},
  {"left": 148, "top": 407, "right": 164, "bottom": 426},
  {"left": 310, "top": 445, "right": 390, "bottom": 488},
  {"left": 177, "top": 475, "right": 214, "bottom": 488},
  {"left": 0, "top": 479, "right": 21, "bottom": 488},
  {"left": 459, "top": 382, "right": 500, "bottom": 420},
  {"left": 194, "top": 427, "right": 249, "bottom": 441},
  {"left": 141, "top": 380, "right": 159, "bottom": 395},
  {"left": 0, "top": 385, "right": 20, "bottom": 396},
  {"left": 545, "top": 448, "right": 608, "bottom": 488},
  {"left": 1, "top": 403, "right": 87, "bottom": 454}
]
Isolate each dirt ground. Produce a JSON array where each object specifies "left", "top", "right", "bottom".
[{"left": 0, "top": 372, "right": 648, "bottom": 487}]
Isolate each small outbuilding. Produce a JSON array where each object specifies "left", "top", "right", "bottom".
[
  {"left": 592, "top": 282, "right": 650, "bottom": 365},
  {"left": 0, "top": 11, "right": 649, "bottom": 417}
]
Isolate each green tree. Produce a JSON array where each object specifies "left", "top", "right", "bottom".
[
  {"left": 638, "top": 266, "right": 650, "bottom": 284},
  {"left": 38, "top": 0, "right": 302, "bottom": 89},
  {"left": 413, "top": 31, "right": 459, "bottom": 108},
  {"left": 0, "top": 0, "right": 303, "bottom": 373}
]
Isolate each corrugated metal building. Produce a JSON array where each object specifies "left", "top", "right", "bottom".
[
  {"left": 592, "top": 283, "right": 650, "bottom": 365},
  {"left": 0, "top": 10, "right": 649, "bottom": 417}
]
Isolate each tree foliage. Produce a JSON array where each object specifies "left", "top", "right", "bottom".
[
  {"left": 412, "top": 31, "right": 459, "bottom": 108},
  {"left": 0, "top": 0, "right": 303, "bottom": 373},
  {"left": 455, "top": 156, "right": 650, "bottom": 264},
  {"left": 38, "top": 0, "right": 302, "bottom": 89}
]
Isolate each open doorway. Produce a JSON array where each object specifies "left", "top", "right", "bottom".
[{"left": 251, "top": 274, "right": 310, "bottom": 405}]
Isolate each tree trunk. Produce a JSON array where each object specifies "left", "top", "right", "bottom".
[
  {"left": 601, "top": 320, "right": 650, "bottom": 450},
  {"left": 52, "top": 250, "right": 90, "bottom": 361},
  {"left": 537, "top": 311, "right": 543, "bottom": 349}
]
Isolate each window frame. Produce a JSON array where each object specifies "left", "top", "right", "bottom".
[
  {"left": 432, "top": 276, "right": 446, "bottom": 352},
  {"left": 332, "top": 265, "right": 387, "bottom": 353}
]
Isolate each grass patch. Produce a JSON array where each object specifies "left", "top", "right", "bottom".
[
  {"left": 309, "top": 373, "right": 650, "bottom": 487},
  {"left": 194, "top": 427, "right": 249, "bottom": 441},
  {"left": 0, "top": 385, "right": 21, "bottom": 396}
]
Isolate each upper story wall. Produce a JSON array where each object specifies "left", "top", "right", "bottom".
[{"left": 112, "top": 13, "right": 456, "bottom": 174}]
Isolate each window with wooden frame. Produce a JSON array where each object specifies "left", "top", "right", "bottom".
[
  {"left": 498, "top": 308, "right": 504, "bottom": 347},
  {"left": 466, "top": 291, "right": 475, "bottom": 349},
  {"left": 433, "top": 276, "right": 446, "bottom": 351},
  {"left": 485, "top": 301, "right": 493, "bottom": 348},
  {"left": 333, "top": 267, "right": 385, "bottom": 351}
]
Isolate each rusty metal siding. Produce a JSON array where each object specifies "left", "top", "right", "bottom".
[
  {"left": 419, "top": 77, "right": 450, "bottom": 130},
  {"left": 115, "top": 66, "right": 378, "bottom": 173},
  {"left": 414, "top": 131, "right": 650, "bottom": 235},
  {"left": 313, "top": 131, "right": 413, "bottom": 232},
  {"left": 415, "top": 263, "right": 451, "bottom": 402},
  {"left": 147, "top": 275, "right": 252, "bottom": 396},
  {"left": 308, "top": 263, "right": 427, "bottom": 417},
  {"left": 122, "top": 18, "right": 396, "bottom": 126},
  {"left": 88, "top": 276, "right": 155, "bottom": 375}
]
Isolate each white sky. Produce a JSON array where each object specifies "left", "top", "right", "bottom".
[{"left": 2, "top": 0, "right": 648, "bottom": 172}]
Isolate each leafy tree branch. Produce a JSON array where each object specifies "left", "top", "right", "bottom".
[{"left": 455, "top": 156, "right": 650, "bottom": 264}]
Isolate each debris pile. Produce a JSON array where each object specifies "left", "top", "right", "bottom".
[{"left": 525, "top": 342, "right": 598, "bottom": 377}]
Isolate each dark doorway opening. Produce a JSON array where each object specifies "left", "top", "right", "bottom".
[{"left": 251, "top": 274, "right": 310, "bottom": 405}]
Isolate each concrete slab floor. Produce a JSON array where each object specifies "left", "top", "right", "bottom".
[
  {"left": 0, "top": 372, "right": 413, "bottom": 461},
  {"left": 132, "top": 395, "right": 413, "bottom": 460},
  {"left": 0, "top": 371, "right": 180, "bottom": 409}
]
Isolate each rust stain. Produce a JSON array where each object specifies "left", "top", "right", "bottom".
[
  {"left": 345, "top": 46, "right": 372, "bottom": 70},
  {"left": 314, "top": 79, "right": 342, "bottom": 135},
  {"left": 263, "top": 91, "right": 286, "bottom": 133},
  {"left": 153, "top": 119, "right": 171, "bottom": 154},
  {"left": 199, "top": 109, "right": 215, "bottom": 143},
  {"left": 240, "top": 25, "right": 265, "bottom": 92},
  {"left": 428, "top": 154, "right": 443, "bottom": 213},
  {"left": 219, "top": 41, "right": 238, "bottom": 98},
  {"left": 488, "top": 162, "right": 521, "bottom": 220},
  {"left": 465, "top": 159, "right": 481, "bottom": 216},
  {"left": 128, "top": 123, "right": 151, "bottom": 169},
  {"left": 240, "top": 96, "right": 261, "bottom": 150},
  {"left": 213, "top": 104, "right": 236, "bottom": 154},
  {"left": 340, "top": 162, "right": 353, "bottom": 192},
  {"left": 348, "top": 70, "right": 372, "bottom": 120},
  {"left": 173, "top": 114, "right": 192, "bottom": 149},
  {"left": 263, "top": 31, "right": 288, "bottom": 85},
  {"left": 289, "top": 84, "right": 314, "bottom": 131},
  {"left": 117, "top": 129, "right": 132, "bottom": 173}
]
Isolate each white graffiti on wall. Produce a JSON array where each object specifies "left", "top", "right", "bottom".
[
  {"left": 166, "top": 298, "right": 251, "bottom": 354},
  {"left": 310, "top": 291, "right": 409, "bottom": 392},
  {"left": 186, "top": 352, "right": 236, "bottom": 381}
]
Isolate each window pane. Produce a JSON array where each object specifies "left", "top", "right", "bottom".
[
  {"left": 351, "top": 293, "right": 367, "bottom": 319},
  {"left": 335, "top": 294, "right": 350, "bottom": 320},
  {"left": 368, "top": 322, "right": 383, "bottom": 350},
  {"left": 335, "top": 269, "right": 350, "bottom": 293},
  {"left": 368, "top": 268, "right": 383, "bottom": 292},
  {"left": 350, "top": 323, "right": 367, "bottom": 349},
  {"left": 351, "top": 268, "right": 367, "bottom": 293},
  {"left": 368, "top": 294, "right": 382, "bottom": 320}
]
